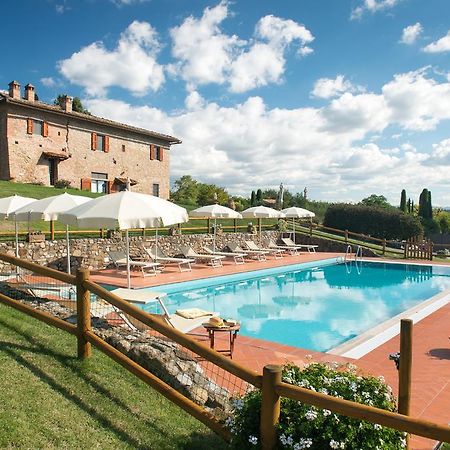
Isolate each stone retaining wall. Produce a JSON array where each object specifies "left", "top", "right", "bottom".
[{"left": 0, "top": 231, "right": 279, "bottom": 273}]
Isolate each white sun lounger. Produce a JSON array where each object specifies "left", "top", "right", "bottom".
[
  {"left": 244, "top": 240, "right": 283, "bottom": 259},
  {"left": 144, "top": 246, "right": 195, "bottom": 272},
  {"left": 202, "top": 245, "right": 246, "bottom": 265},
  {"left": 228, "top": 242, "right": 268, "bottom": 261},
  {"left": 108, "top": 250, "right": 161, "bottom": 277},
  {"left": 179, "top": 245, "right": 224, "bottom": 268},
  {"left": 281, "top": 237, "right": 318, "bottom": 253}
]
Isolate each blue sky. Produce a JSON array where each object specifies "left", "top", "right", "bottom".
[{"left": 2, "top": 0, "right": 450, "bottom": 205}]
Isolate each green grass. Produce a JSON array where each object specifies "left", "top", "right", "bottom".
[{"left": 0, "top": 303, "right": 229, "bottom": 449}]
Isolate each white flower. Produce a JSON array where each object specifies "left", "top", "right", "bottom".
[
  {"left": 329, "top": 440, "right": 345, "bottom": 449},
  {"left": 280, "top": 434, "right": 287, "bottom": 445},
  {"left": 225, "top": 417, "right": 235, "bottom": 427},
  {"left": 374, "top": 423, "right": 382, "bottom": 430},
  {"left": 232, "top": 398, "right": 244, "bottom": 410},
  {"left": 296, "top": 438, "right": 313, "bottom": 449},
  {"left": 305, "top": 409, "right": 318, "bottom": 421},
  {"left": 378, "top": 375, "right": 385, "bottom": 382},
  {"left": 350, "top": 382, "right": 357, "bottom": 392},
  {"left": 248, "top": 435, "right": 258, "bottom": 445},
  {"left": 319, "top": 388, "right": 329, "bottom": 395},
  {"left": 287, "top": 435, "right": 294, "bottom": 445},
  {"left": 400, "top": 438, "right": 407, "bottom": 447},
  {"left": 323, "top": 409, "right": 332, "bottom": 416}
]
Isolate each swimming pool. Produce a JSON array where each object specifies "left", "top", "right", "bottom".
[{"left": 142, "top": 260, "right": 450, "bottom": 352}]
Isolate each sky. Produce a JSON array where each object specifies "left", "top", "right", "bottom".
[{"left": 1, "top": 0, "right": 450, "bottom": 205}]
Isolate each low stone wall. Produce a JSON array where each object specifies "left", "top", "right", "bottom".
[
  {"left": 0, "top": 286, "right": 233, "bottom": 415},
  {"left": 0, "top": 231, "right": 279, "bottom": 273}
]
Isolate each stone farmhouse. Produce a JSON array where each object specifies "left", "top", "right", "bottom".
[{"left": 0, "top": 81, "right": 181, "bottom": 198}]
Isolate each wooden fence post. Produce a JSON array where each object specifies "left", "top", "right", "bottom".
[
  {"left": 50, "top": 220, "right": 55, "bottom": 241},
  {"left": 260, "top": 365, "right": 282, "bottom": 450},
  {"left": 234, "top": 218, "right": 237, "bottom": 233},
  {"left": 207, "top": 218, "right": 211, "bottom": 234},
  {"left": 398, "top": 319, "right": 413, "bottom": 448},
  {"left": 100, "top": 228, "right": 104, "bottom": 238},
  {"left": 345, "top": 229, "right": 348, "bottom": 243},
  {"left": 309, "top": 222, "right": 313, "bottom": 238},
  {"left": 382, "top": 238, "right": 386, "bottom": 255},
  {"left": 76, "top": 268, "right": 91, "bottom": 359}
]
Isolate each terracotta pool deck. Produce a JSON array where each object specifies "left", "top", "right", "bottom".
[{"left": 91, "top": 253, "right": 450, "bottom": 450}]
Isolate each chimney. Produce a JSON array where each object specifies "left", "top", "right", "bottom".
[
  {"left": 8, "top": 80, "right": 21, "bottom": 99},
  {"left": 62, "top": 95, "right": 73, "bottom": 112},
  {"left": 24, "top": 83, "right": 35, "bottom": 102}
]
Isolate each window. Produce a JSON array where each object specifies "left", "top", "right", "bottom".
[
  {"left": 91, "top": 133, "right": 109, "bottom": 152},
  {"left": 152, "top": 183, "right": 160, "bottom": 197},
  {"left": 33, "top": 120, "right": 43, "bottom": 136},
  {"left": 27, "top": 119, "right": 48, "bottom": 136},
  {"left": 91, "top": 172, "right": 108, "bottom": 193}
]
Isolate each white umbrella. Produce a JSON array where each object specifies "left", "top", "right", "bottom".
[
  {"left": 241, "top": 206, "right": 284, "bottom": 244},
  {"left": 14, "top": 193, "right": 92, "bottom": 273},
  {"left": 0, "top": 195, "right": 36, "bottom": 257},
  {"left": 280, "top": 207, "right": 315, "bottom": 242},
  {"left": 189, "top": 204, "right": 242, "bottom": 252},
  {"left": 59, "top": 191, "right": 189, "bottom": 288}
]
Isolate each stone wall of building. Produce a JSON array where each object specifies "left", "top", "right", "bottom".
[
  {"left": 4, "top": 102, "right": 171, "bottom": 197},
  {"left": 0, "top": 231, "right": 280, "bottom": 273},
  {"left": 0, "top": 105, "right": 9, "bottom": 180}
]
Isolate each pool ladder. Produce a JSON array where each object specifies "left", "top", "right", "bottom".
[{"left": 344, "top": 245, "right": 363, "bottom": 262}]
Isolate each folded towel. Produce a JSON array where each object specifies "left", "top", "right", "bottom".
[{"left": 175, "top": 308, "right": 214, "bottom": 319}]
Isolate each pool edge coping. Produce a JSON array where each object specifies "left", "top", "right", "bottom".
[{"left": 328, "top": 258, "right": 450, "bottom": 359}]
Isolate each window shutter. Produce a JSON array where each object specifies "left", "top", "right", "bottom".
[
  {"left": 42, "top": 122, "right": 49, "bottom": 137},
  {"left": 150, "top": 144, "right": 155, "bottom": 160},
  {"left": 80, "top": 178, "right": 91, "bottom": 191},
  {"left": 104, "top": 136, "right": 110, "bottom": 153},
  {"left": 27, "top": 119, "right": 33, "bottom": 134},
  {"left": 159, "top": 148, "right": 164, "bottom": 162},
  {"left": 91, "top": 133, "right": 97, "bottom": 151}
]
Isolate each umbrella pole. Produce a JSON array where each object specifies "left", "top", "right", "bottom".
[
  {"left": 155, "top": 228, "right": 158, "bottom": 262},
  {"left": 293, "top": 217, "right": 295, "bottom": 243},
  {"left": 259, "top": 218, "right": 262, "bottom": 245},
  {"left": 213, "top": 218, "right": 216, "bottom": 252},
  {"left": 15, "top": 219, "right": 19, "bottom": 257},
  {"left": 126, "top": 229, "right": 131, "bottom": 289},
  {"left": 66, "top": 225, "right": 71, "bottom": 274}
]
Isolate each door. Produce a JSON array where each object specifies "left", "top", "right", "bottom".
[{"left": 49, "top": 159, "right": 58, "bottom": 186}]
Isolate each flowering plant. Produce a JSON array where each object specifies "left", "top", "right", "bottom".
[{"left": 227, "top": 361, "right": 406, "bottom": 449}]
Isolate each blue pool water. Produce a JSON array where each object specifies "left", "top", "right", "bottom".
[{"left": 142, "top": 260, "right": 450, "bottom": 352}]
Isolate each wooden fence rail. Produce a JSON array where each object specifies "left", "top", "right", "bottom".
[{"left": 0, "top": 252, "right": 449, "bottom": 449}]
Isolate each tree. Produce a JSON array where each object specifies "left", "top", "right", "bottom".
[
  {"left": 407, "top": 198, "right": 411, "bottom": 214},
  {"left": 54, "top": 94, "right": 90, "bottom": 114},
  {"left": 170, "top": 175, "right": 199, "bottom": 205},
  {"left": 438, "top": 213, "right": 450, "bottom": 234},
  {"left": 400, "top": 189, "right": 407, "bottom": 212},
  {"left": 359, "top": 194, "right": 392, "bottom": 209},
  {"left": 250, "top": 190, "right": 256, "bottom": 207},
  {"left": 255, "top": 189, "right": 262, "bottom": 206},
  {"left": 197, "top": 184, "right": 228, "bottom": 206}
]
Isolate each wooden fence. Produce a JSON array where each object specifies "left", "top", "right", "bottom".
[
  {"left": 0, "top": 253, "right": 449, "bottom": 449},
  {"left": 404, "top": 237, "right": 434, "bottom": 260}
]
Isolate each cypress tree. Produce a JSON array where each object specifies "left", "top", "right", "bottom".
[
  {"left": 418, "top": 188, "right": 428, "bottom": 218},
  {"left": 256, "top": 189, "right": 262, "bottom": 206},
  {"left": 407, "top": 198, "right": 411, "bottom": 214},
  {"left": 400, "top": 189, "right": 407, "bottom": 212},
  {"left": 411, "top": 200, "right": 414, "bottom": 213},
  {"left": 427, "top": 190, "right": 433, "bottom": 219},
  {"left": 250, "top": 190, "right": 256, "bottom": 207}
]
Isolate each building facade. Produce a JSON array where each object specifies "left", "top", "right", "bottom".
[{"left": 0, "top": 81, "right": 181, "bottom": 198}]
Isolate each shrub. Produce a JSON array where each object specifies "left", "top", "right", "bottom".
[
  {"left": 323, "top": 204, "right": 423, "bottom": 240},
  {"left": 54, "top": 179, "right": 72, "bottom": 189},
  {"left": 227, "top": 362, "right": 406, "bottom": 450}
]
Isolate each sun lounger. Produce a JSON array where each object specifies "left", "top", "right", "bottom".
[
  {"left": 227, "top": 242, "right": 268, "bottom": 261},
  {"left": 179, "top": 245, "right": 224, "bottom": 268},
  {"left": 108, "top": 250, "right": 160, "bottom": 277},
  {"left": 144, "top": 245, "right": 194, "bottom": 272},
  {"left": 202, "top": 245, "right": 246, "bottom": 265},
  {"left": 244, "top": 240, "right": 283, "bottom": 259},
  {"left": 152, "top": 296, "right": 217, "bottom": 334},
  {"left": 281, "top": 237, "right": 318, "bottom": 253},
  {"left": 268, "top": 239, "right": 297, "bottom": 255}
]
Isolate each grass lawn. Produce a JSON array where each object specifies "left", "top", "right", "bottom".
[{"left": 0, "top": 303, "right": 229, "bottom": 449}]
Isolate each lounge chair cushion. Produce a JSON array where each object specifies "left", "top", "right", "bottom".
[{"left": 175, "top": 308, "right": 214, "bottom": 319}]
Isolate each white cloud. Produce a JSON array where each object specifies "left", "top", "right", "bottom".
[
  {"left": 423, "top": 30, "right": 450, "bottom": 53},
  {"left": 40, "top": 77, "right": 58, "bottom": 88},
  {"left": 110, "top": 0, "right": 149, "bottom": 5},
  {"left": 83, "top": 68, "right": 450, "bottom": 204},
  {"left": 311, "top": 75, "right": 364, "bottom": 99},
  {"left": 169, "top": 2, "right": 314, "bottom": 93},
  {"left": 400, "top": 22, "right": 423, "bottom": 45},
  {"left": 58, "top": 21, "right": 164, "bottom": 97},
  {"left": 351, "top": 0, "right": 402, "bottom": 20}
]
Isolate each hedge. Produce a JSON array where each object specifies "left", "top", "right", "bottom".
[{"left": 323, "top": 204, "right": 423, "bottom": 240}]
